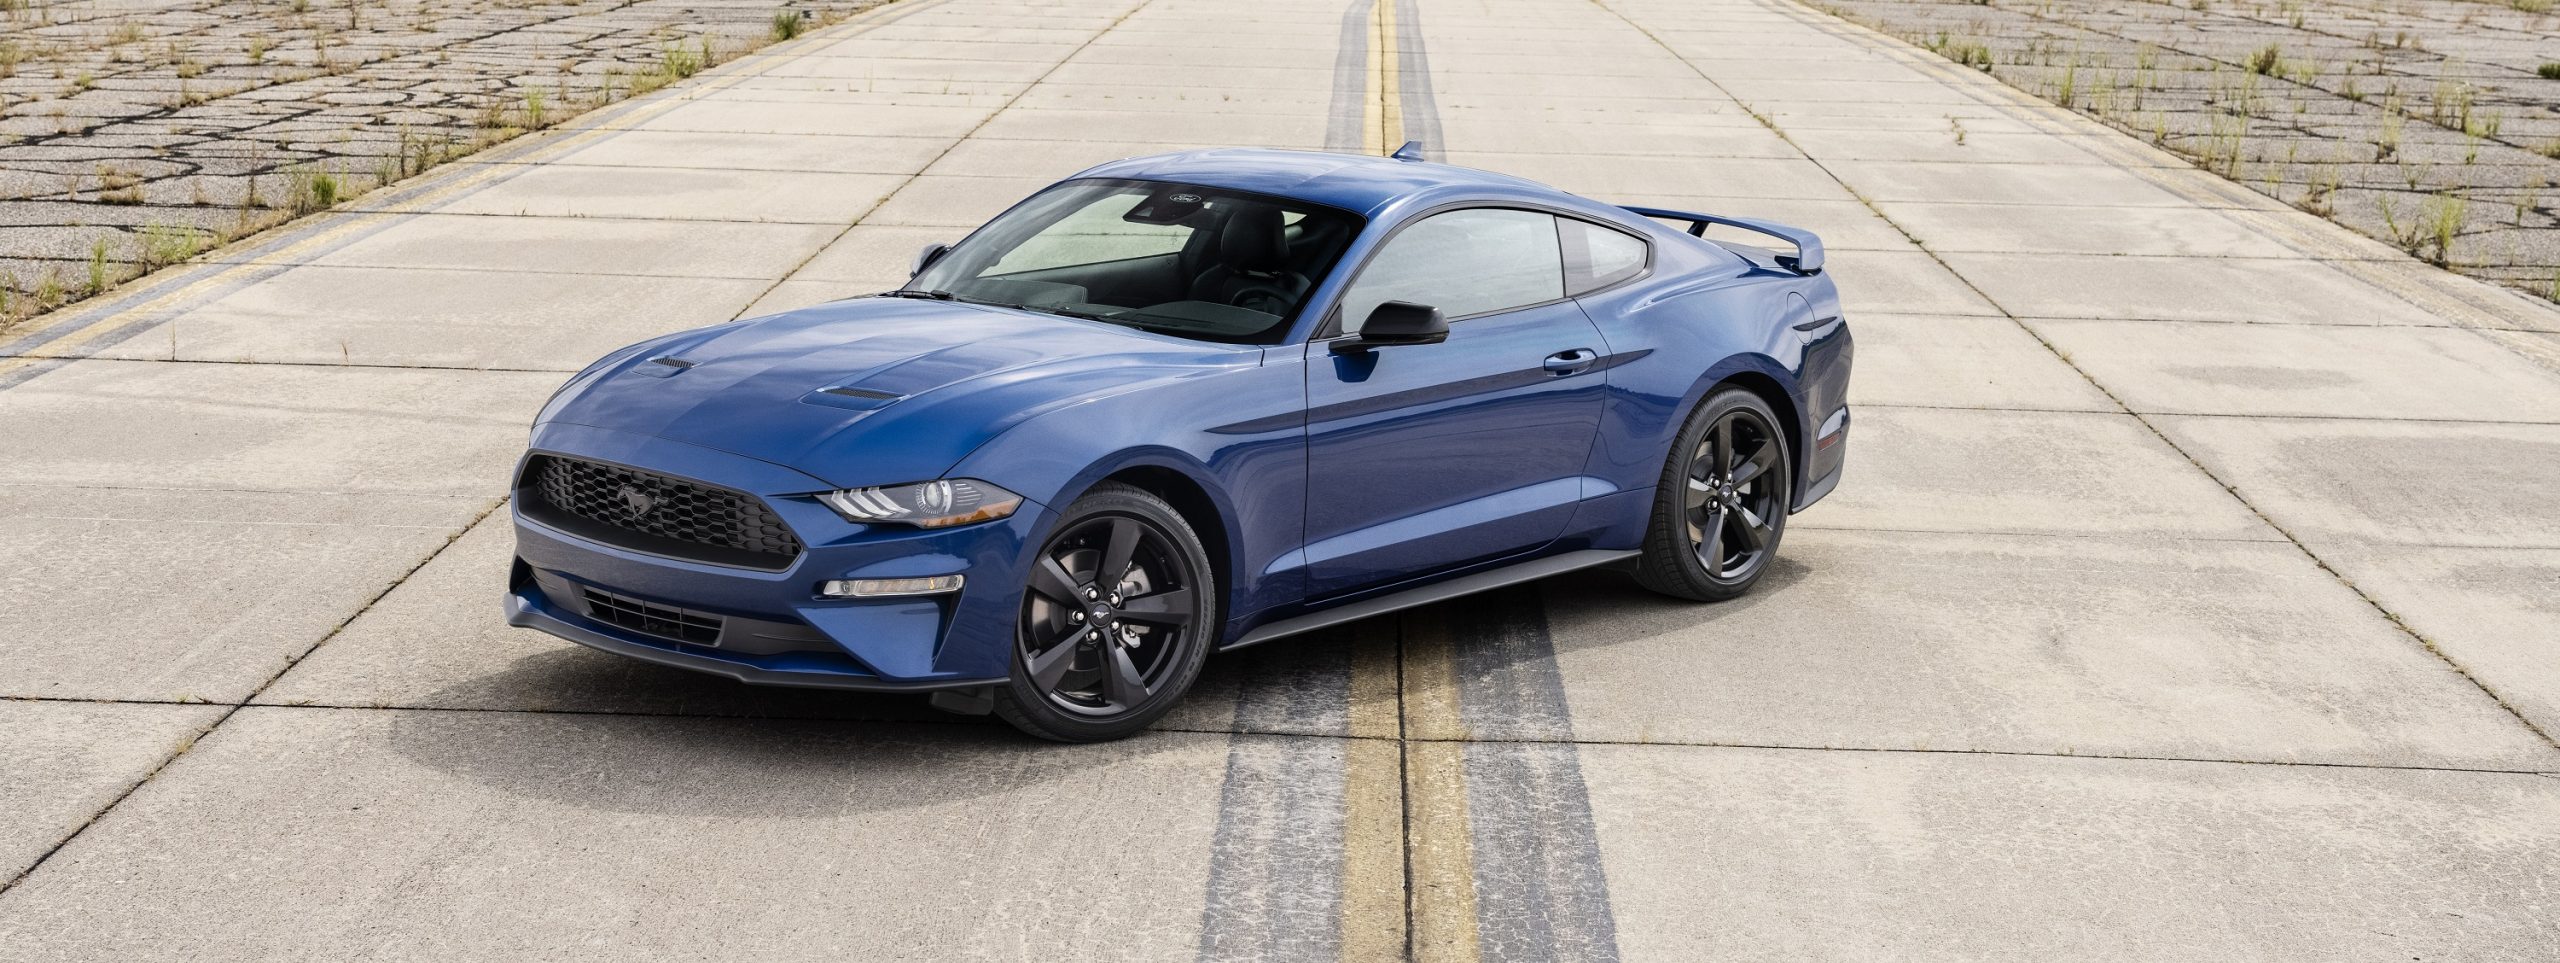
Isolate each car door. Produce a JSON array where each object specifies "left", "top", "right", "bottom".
[{"left": 1301, "top": 207, "right": 1608, "bottom": 598}]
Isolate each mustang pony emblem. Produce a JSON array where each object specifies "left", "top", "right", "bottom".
[{"left": 616, "top": 485, "right": 658, "bottom": 518}]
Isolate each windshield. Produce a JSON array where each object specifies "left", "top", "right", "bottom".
[{"left": 905, "top": 179, "right": 1361, "bottom": 344}]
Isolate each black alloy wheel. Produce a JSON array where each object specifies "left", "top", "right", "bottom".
[
  {"left": 996, "top": 483, "right": 1214, "bottom": 741},
  {"left": 1635, "top": 388, "right": 1791, "bottom": 601}
]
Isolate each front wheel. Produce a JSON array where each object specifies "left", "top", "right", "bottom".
[
  {"left": 1634, "top": 388, "right": 1791, "bottom": 601},
  {"left": 994, "top": 483, "right": 1216, "bottom": 742}
]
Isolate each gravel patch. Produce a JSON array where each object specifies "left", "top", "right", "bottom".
[
  {"left": 0, "top": 0, "right": 880, "bottom": 327},
  {"left": 1812, "top": 0, "right": 2560, "bottom": 302}
]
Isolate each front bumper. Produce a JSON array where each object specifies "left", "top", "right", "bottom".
[{"left": 503, "top": 423, "right": 1039, "bottom": 691}]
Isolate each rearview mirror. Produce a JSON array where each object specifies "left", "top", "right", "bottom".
[
  {"left": 1332, "top": 301, "right": 1449, "bottom": 354},
  {"left": 911, "top": 242, "right": 951, "bottom": 277}
]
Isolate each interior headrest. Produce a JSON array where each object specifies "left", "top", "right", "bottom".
[{"left": 1219, "top": 206, "right": 1288, "bottom": 271}]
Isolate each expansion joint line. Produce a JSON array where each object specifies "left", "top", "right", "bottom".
[{"left": 1602, "top": 0, "right": 2560, "bottom": 754}]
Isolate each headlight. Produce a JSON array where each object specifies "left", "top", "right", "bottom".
[{"left": 820, "top": 479, "right": 1023, "bottom": 528}]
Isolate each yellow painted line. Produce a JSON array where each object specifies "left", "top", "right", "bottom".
[
  {"left": 1376, "top": 0, "right": 1402, "bottom": 155},
  {"left": 1361, "top": 0, "right": 1386, "bottom": 154},
  {"left": 1343, "top": 619, "right": 1407, "bottom": 959},
  {"left": 0, "top": 0, "right": 928, "bottom": 376},
  {"left": 1397, "top": 613, "right": 1481, "bottom": 961}
]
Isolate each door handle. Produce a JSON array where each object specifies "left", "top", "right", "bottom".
[{"left": 1543, "top": 348, "right": 1598, "bottom": 375}]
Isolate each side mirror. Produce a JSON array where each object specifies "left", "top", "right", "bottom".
[
  {"left": 1331, "top": 301, "right": 1449, "bottom": 354},
  {"left": 910, "top": 242, "right": 951, "bottom": 277}
]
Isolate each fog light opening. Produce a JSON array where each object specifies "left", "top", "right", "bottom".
[{"left": 820, "top": 575, "right": 965, "bottom": 598}]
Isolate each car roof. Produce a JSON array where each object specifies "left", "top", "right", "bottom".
[{"left": 1067, "top": 148, "right": 1575, "bottom": 219}]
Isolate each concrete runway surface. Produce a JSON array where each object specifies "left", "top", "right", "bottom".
[{"left": 3, "top": 0, "right": 2557, "bottom": 959}]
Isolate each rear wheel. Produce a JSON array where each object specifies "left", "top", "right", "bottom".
[
  {"left": 1635, "top": 388, "right": 1791, "bottom": 601},
  {"left": 994, "top": 483, "right": 1215, "bottom": 742}
]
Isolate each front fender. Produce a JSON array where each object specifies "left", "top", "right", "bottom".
[{"left": 946, "top": 355, "right": 1310, "bottom": 636}]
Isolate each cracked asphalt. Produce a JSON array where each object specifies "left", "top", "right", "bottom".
[{"left": 3, "top": 0, "right": 2559, "bottom": 959}]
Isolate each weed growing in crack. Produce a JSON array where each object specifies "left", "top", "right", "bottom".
[
  {"left": 86, "top": 238, "right": 111, "bottom": 295},
  {"left": 95, "top": 164, "right": 144, "bottom": 205},
  {"left": 136, "top": 223, "right": 204, "bottom": 268},
  {"left": 771, "top": 9, "right": 806, "bottom": 41}
]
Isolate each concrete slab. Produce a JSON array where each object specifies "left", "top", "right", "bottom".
[
  {"left": 632, "top": 99, "right": 1001, "bottom": 139},
  {"left": 790, "top": 223, "right": 988, "bottom": 285},
  {"left": 863, "top": 174, "right": 1061, "bottom": 227},
  {"left": 0, "top": 708, "right": 1236, "bottom": 961},
  {"left": 0, "top": 360, "right": 553, "bottom": 496},
  {"left": 63, "top": 266, "right": 764, "bottom": 371},
  {"left": 1876, "top": 200, "right": 2292, "bottom": 257},
  {"left": 1534, "top": 530, "right": 2553, "bottom": 767},
  {"left": 2030, "top": 319, "right": 2560, "bottom": 421},
  {"left": 2158, "top": 416, "right": 2560, "bottom": 549},
  {"left": 0, "top": 701, "right": 221, "bottom": 881},
  {"left": 408, "top": 166, "right": 908, "bottom": 224},
  {"left": 1801, "top": 406, "right": 2279, "bottom": 540},
  {"left": 517, "top": 132, "right": 954, "bottom": 176},
  {"left": 1842, "top": 313, "right": 2118, "bottom": 411},
  {"left": 2320, "top": 543, "right": 2560, "bottom": 739},
  {"left": 1826, "top": 158, "right": 2205, "bottom": 208},
  {"left": 972, "top": 107, "right": 1327, "bottom": 146},
  {"left": 1583, "top": 744, "right": 2560, "bottom": 960},
  {"left": 1440, "top": 152, "right": 1856, "bottom": 202},
  {"left": 740, "top": 280, "right": 869, "bottom": 319},
  {"left": 302, "top": 214, "right": 843, "bottom": 280},
  {"left": 1821, "top": 249, "right": 2004, "bottom": 317},
  {"left": 1938, "top": 252, "right": 2454, "bottom": 326},
  {"left": 0, "top": 486, "right": 483, "bottom": 702},
  {"left": 1783, "top": 127, "right": 2120, "bottom": 166}
]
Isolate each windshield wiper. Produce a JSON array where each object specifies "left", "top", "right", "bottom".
[{"left": 879, "top": 289, "right": 958, "bottom": 300}]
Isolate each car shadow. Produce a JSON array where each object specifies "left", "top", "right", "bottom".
[{"left": 382, "top": 648, "right": 1205, "bottom": 818}]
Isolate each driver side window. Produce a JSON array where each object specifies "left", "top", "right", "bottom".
[{"left": 1339, "top": 208, "right": 1563, "bottom": 333}]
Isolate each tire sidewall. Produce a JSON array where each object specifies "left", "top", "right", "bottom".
[
  {"left": 997, "top": 484, "right": 1217, "bottom": 742},
  {"left": 1656, "top": 389, "right": 1790, "bottom": 598}
]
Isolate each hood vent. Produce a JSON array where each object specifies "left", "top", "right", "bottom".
[{"left": 803, "top": 384, "right": 906, "bottom": 411}]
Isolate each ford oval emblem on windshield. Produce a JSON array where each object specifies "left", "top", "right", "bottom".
[{"left": 1168, "top": 193, "right": 1201, "bottom": 203}]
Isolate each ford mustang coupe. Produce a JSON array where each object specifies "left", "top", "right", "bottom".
[{"left": 506, "top": 145, "right": 1853, "bottom": 741}]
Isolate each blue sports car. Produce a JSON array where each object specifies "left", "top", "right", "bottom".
[{"left": 506, "top": 145, "right": 1853, "bottom": 741}]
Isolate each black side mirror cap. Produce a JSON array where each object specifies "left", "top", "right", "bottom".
[
  {"left": 1331, "top": 301, "right": 1449, "bottom": 354},
  {"left": 911, "top": 242, "right": 951, "bottom": 277}
]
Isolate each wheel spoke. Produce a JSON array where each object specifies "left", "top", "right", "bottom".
[
  {"left": 1118, "top": 589, "right": 1194, "bottom": 626},
  {"left": 1709, "top": 417, "right": 1734, "bottom": 480},
  {"left": 1730, "top": 438, "right": 1778, "bottom": 486},
  {"left": 1028, "top": 554, "right": 1082, "bottom": 606},
  {"left": 1732, "top": 503, "right": 1772, "bottom": 550},
  {"left": 1696, "top": 505, "right": 1727, "bottom": 573},
  {"left": 1101, "top": 642, "right": 1149, "bottom": 707},
  {"left": 1098, "top": 518, "right": 1142, "bottom": 588},
  {"left": 1027, "top": 626, "right": 1090, "bottom": 691},
  {"left": 1684, "top": 476, "right": 1712, "bottom": 511}
]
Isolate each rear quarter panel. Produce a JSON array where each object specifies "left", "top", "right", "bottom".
[{"left": 1576, "top": 229, "right": 1847, "bottom": 509}]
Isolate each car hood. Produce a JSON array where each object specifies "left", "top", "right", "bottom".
[{"left": 538, "top": 297, "right": 1256, "bottom": 490}]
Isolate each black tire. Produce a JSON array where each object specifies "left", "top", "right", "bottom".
[
  {"left": 994, "top": 482, "right": 1217, "bottom": 742},
  {"left": 1634, "top": 388, "right": 1792, "bottom": 602}
]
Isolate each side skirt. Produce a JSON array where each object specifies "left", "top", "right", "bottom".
[{"left": 1220, "top": 549, "right": 1639, "bottom": 652}]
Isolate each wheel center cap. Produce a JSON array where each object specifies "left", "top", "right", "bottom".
[{"left": 1089, "top": 605, "right": 1115, "bottom": 623}]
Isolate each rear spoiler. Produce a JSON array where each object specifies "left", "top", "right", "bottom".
[{"left": 1620, "top": 206, "right": 1824, "bottom": 276}]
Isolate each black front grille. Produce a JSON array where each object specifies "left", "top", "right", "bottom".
[
  {"left": 520, "top": 455, "right": 804, "bottom": 570},
  {"left": 582, "top": 588, "right": 724, "bottom": 646}
]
